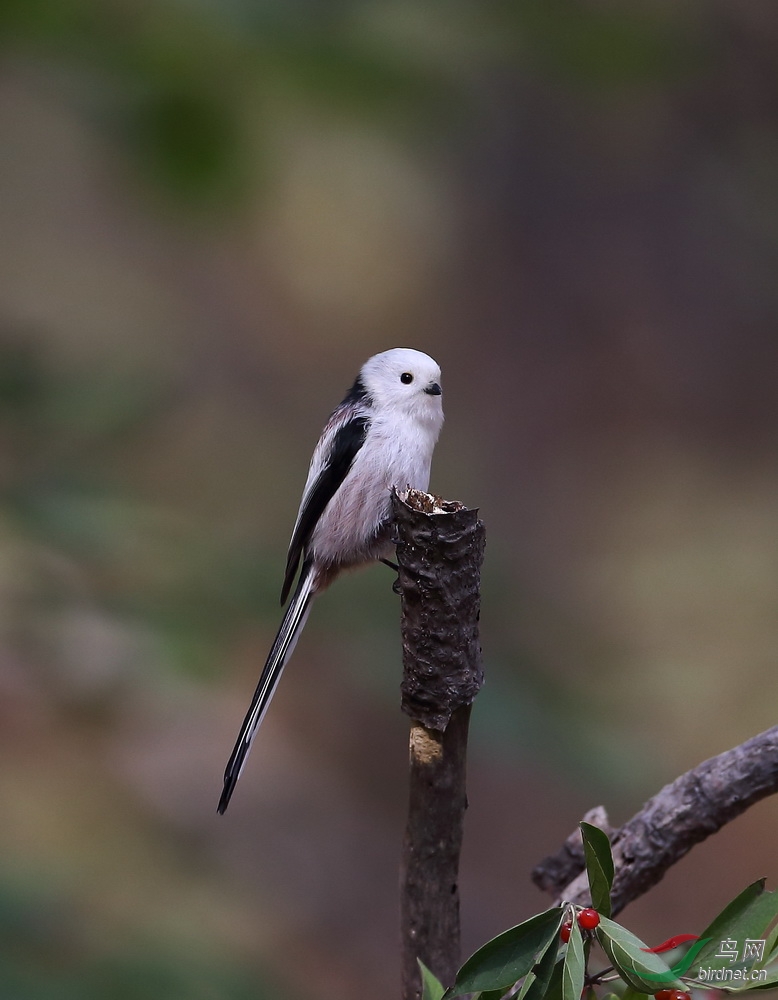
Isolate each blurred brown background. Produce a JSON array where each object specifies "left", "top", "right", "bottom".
[{"left": 1, "top": 1, "right": 777, "bottom": 997}]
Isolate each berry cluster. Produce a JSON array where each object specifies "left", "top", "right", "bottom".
[
  {"left": 560, "top": 907, "right": 601, "bottom": 942},
  {"left": 558, "top": 910, "right": 692, "bottom": 1000}
]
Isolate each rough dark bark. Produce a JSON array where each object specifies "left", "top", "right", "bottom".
[
  {"left": 393, "top": 489, "right": 485, "bottom": 731},
  {"left": 393, "top": 489, "right": 485, "bottom": 1000},
  {"left": 401, "top": 709, "right": 472, "bottom": 995},
  {"left": 533, "top": 725, "right": 778, "bottom": 915}
]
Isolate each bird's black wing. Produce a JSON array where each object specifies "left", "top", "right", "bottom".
[{"left": 280, "top": 413, "right": 369, "bottom": 604}]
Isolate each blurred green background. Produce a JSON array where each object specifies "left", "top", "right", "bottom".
[{"left": 1, "top": 1, "right": 778, "bottom": 997}]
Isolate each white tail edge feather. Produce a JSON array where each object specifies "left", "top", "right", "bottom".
[{"left": 218, "top": 564, "right": 316, "bottom": 813}]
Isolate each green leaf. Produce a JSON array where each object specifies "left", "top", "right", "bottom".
[
  {"left": 516, "top": 967, "right": 535, "bottom": 1000},
  {"left": 419, "top": 959, "right": 446, "bottom": 1000},
  {"left": 580, "top": 822, "right": 614, "bottom": 918},
  {"left": 732, "top": 970, "right": 778, "bottom": 992},
  {"left": 762, "top": 918, "right": 778, "bottom": 963},
  {"left": 684, "top": 880, "right": 778, "bottom": 991},
  {"left": 596, "top": 916, "right": 683, "bottom": 992},
  {"left": 523, "top": 931, "right": 562, "bottom": 1000},
  {"left": 562, "top": 918, "right": 586, "bottom": 1000},
  {"left": 446, "top": 907, "right": 565, "bottom": 997},
  {"left": 696, "top": 879, "right": 778, "bottom": 967},
  {"left": 696, "top": 879, "right": 766, "bottom": 961},
  {"left": 542, "top": 958, "right": 566, "bottom": 1000}
]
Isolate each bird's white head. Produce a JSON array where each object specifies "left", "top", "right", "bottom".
[{"left": 358, "top": 348, "right": 443, "bottom": 429}]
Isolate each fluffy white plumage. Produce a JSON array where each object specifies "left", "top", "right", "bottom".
[{"left": 218, "top": 348, "right": 443, "bottom": 813}]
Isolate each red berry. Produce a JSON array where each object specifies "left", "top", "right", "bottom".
[
  {"left": 654, "top": 991, "right": 674, "bottom": 1000},
  {"left": 577, "top": 908, "right": 600, "bottom": 930},
  {"left": 561, "top": 920, "right": 572, "bottom": 943},
  {"left": 671, "top": 992, "right": 690, "bottom": 1000}
]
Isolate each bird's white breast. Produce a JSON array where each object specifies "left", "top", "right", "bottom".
[{"left": 309, "top": 406, "right": 441, "bottom": 569}]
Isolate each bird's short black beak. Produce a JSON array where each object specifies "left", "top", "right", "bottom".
[{"left": 424, "top": 382, "right": 442, "bottom": 396}]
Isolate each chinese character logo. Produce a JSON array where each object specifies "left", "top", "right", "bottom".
[
  {"left": 743, "top": 940, "right": 766, "bottom": 963},
  {"left": 715, "top": 939, "right": 739, "bottom": 964}
]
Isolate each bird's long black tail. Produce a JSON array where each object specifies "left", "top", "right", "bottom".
[{"left": 218, "top": 562, "right": 316, "bottom": 814}]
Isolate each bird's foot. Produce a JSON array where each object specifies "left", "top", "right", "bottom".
[{"left": 380, "top": 557, "right": 402, "bottom": 595}]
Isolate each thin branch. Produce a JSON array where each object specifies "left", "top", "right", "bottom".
[
  {"left": 393, "top": 489, "right": 485, "bottom": 1000},
  {"left": 533, "top": 725, "right": 778, "bottom": 914}
]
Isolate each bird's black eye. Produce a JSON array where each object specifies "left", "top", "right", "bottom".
[{"left": 400, "top": 372, "right": 413, "bottom": 384}]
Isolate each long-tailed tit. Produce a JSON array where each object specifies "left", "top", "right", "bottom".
[{"left": 218, "top": 348, "right": 444, "bottom": 813}]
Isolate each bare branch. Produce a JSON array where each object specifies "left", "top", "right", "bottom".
[{"left": 534, "top": 725, "right": 778, "bottom": 914}]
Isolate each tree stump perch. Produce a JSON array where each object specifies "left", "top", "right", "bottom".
[{"left": 393, "top": 489, "right": 486, "bottom": 999}]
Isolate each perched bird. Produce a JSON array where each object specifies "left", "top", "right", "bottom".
[{"left": 218, "top": 348, "right": 444, "bottom": 813}]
